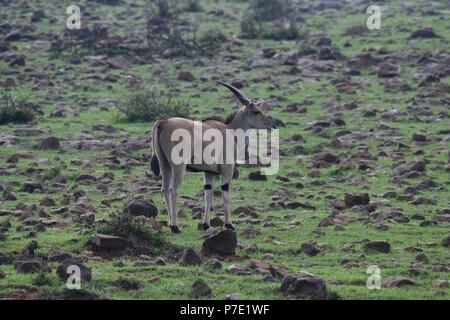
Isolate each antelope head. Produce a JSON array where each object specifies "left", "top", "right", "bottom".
[{"left": 217, "top": 81, "right": 276, "bottom": 130}]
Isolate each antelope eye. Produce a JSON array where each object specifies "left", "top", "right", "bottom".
[{"left": 252, "top": 109, "right": 261, "bottom": 115}]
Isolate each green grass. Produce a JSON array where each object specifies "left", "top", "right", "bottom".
[{"left": 0, "top": 0, "right": 449, "bottom": 300}]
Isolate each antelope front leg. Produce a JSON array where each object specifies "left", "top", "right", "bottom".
[
  {"left": 221, "top": 169, "right": 234, "bottom": 230},
  {"left": 201, "top": 172, "right": 214, "bottom": 230}
]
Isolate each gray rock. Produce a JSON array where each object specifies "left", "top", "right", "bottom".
[
  {"left": 202, "top": 229, "right": 237, "bottom": 256},
  {"left": 56, "top": 258, "right": 92, "bottom": 282},
  {"left": 89, "top": 234, "right": 129, "bottom": 250},
  {"left": 21, "top": 181, "right": 43, "bottom": 193},
  {"left": 382, "top": 276, "right": 415, "bottom": 288},
  {"left": 280, "top": 271, "right": 328, "bottom": 299},
  {"left": 363, "top": 240, "right": 391, "bottom": 253},
  {"left": 179, "top": 248, "right": 203, "bottom": 265},
  {"left": 204, "top": 259, "right": 222, "bottom": 270},
  {"left": 344, "top": 192, "right": 370, "bottom": 207},
  {"left": 48, "top": 252, "right": 72, "bottom": 262},
  {"left": 192, "top": 279, "right": 212, "bottom": 297},
  {"left": 224, "top": 293, "right": 239, "bottom": 300},
  {"left": 14, "top": 257, "right": 48, "bottom": 273},
  {"left": 40, "top": 137, "right": 60, "bottom": 150},
  {"left": 178, "top": 71, "right": 196, "bottom": 82},
  {"left": 441, "top": 235, "right": 450, "bottom": 247},
  {"left": 300, "top": 241, "right": 319, "bottom": 257},
  {"left": 123, "top": 200, "right": 158, "bottom": 218},
  {"left": 2, "top": 190, "right": 17, "bottom": 201}
]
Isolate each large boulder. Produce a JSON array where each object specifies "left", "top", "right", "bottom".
[
  {"left": 280, "top": 271, "right": 328, "bottom": 299},
  {"left": 202, "top": 230, "right": 237, "bottom": 256}
]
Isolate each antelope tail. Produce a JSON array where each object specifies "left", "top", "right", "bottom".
[{"left": 150, "top": 121, "right": 162, "bottom": 177}]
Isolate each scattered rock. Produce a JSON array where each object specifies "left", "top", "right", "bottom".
[
  {"left": 2, "top": 191, "right": 17, "bottom": 201},
  {"left": 179, "top": 248, "right": 203, "bottom": 265},
  {"left": 226, "top": 264, "right": 252, "bottom": 275},
  {"left": 300, "top": 241, "right": 319, "bottom": 257},
  {"left": 14, "top": 257, "right": 48, "bottom": 273},
  {"left": 192, "top": 279, "right": 212, "bottom": 297},
  {"left": 202, "top": 229, "right": 237, "bottom": 256},
  {"left": 107, "top": 56, "right": 129, "bottom": 69},
  {"left": 204, "top": 259, "right": 222, "bottom": 270},
  {"left": 123, "top": 200, "right": 158, "bottom": 217},
  {"left": 442, "top": 235, "right": 450, "bottom": 247},
  {"left": 378, "top": 61, "right": 400, "bottom": 78},
  {"left": 344, "top": 192, "right": 369, "bottom": 207},
  {"left": 224, "top": 293, "right": 239, "bottom": 300},
  {"left": 39, "top": 137, "right": 60, "bottom": 150},
  {"left": 56, "top": 259, "right": 92, "bottom": 283},
  {"left": 40, "top": 196, "right": 55, "bottom": 207},
  {"left": 363, "top": 240, "right": 390, "bottom": 253},
  {"left": 48, "top": 252, "right": 72, "bottom": 262},
  {"left": 382, "top": 276, "right": 415, "bottom": 288},
  {"left": 432, "top": 280, "right": 449, "bottom": 288},
  {"left": 88, "top": 234, "right": 129, "bottom": 250},
  {"left": 410, "top": 28, "right": 438, "bottom": 39},
  {"left": 21, "top": 181, "right": 43, "bottom": 193},
  {"left": 178, "top": 71, "right": 196, "bottom": 82},
  {"left": 262, "top": 48, "right": 276, "bottom": 58},
  {"left": 248, "top": 171, "right": 267, "bottom": 181},
  {"left": 209, "top": 216, "right": 224, "bottom": 227},
  {"left": 280, "top": 271, "right": 328, "bottom": 299}
]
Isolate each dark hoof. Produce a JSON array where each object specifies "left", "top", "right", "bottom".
[
  {"left": 201, "top": 223, "right": 210, "bottom": 231},
  {"left": 225, "top": 223, "right": 235, "bottom": 230},
  {"left": 170, "top": 226, "right": 181, "bottom": 234}
]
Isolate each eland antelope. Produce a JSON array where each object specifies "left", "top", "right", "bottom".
[{"left": 150, "top": 82, "right": 276, "bottom": 233}]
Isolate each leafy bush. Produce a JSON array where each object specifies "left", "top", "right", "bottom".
[
  {"left": 184, "top": 0, "right": 202, "bottom": 12},
  {"left": 241, "top": 0, "right": 303, "bottom": 40},
  {"left": 33, "top": 273, "right": 54, "bottom": 287},
  {"left": 96, "top": 214, "right": 169, "bottom": 255},
  {"left": 249, "top": 0, "right": 290, "bottom": 21},
  {"left": 262, "top": 19, "right": 301, "bottom": 40},
  {"left": 153, "top": 0, "right": 172, "bottom": 18},
  {"left": 117, "top": 87, "right": 190, "bottom": 123},
  {"left": 0, "top": 82, "right": 35, "bottom": 125}
]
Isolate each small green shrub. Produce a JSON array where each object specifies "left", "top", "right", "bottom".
[
  {"left": 249, "top": 0, "right": 289, "bottom": 21},
  {"left": 96, "top": 214, "right": 169, "bottom": 255},
  {"left": 0, "top": 84, "right": 35, "bottom": 125},
  {"left": 43, "top": 167, "right": 62, "bottom": 181},
  {"left": 262, "top": 19, "right": 301, "bottom": 40},
  {"left": 117, "top": 88, "right": 190, "bottom": 123},
  {"left": 184, "top": 0, "right": 202, "bottom": 12},
  {"left": 241, "top": 0, "right": 303, "bottom": 40},
  {"left": 32, "top": 272, "right": 54, "bottom": 287},
  {"left": 153, "top": 0, "right": 172, "bottom": 18}
]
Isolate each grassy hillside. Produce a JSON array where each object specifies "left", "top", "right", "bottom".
[{"left": 0, "top": 0, "right": 449, "bottom": 300}]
